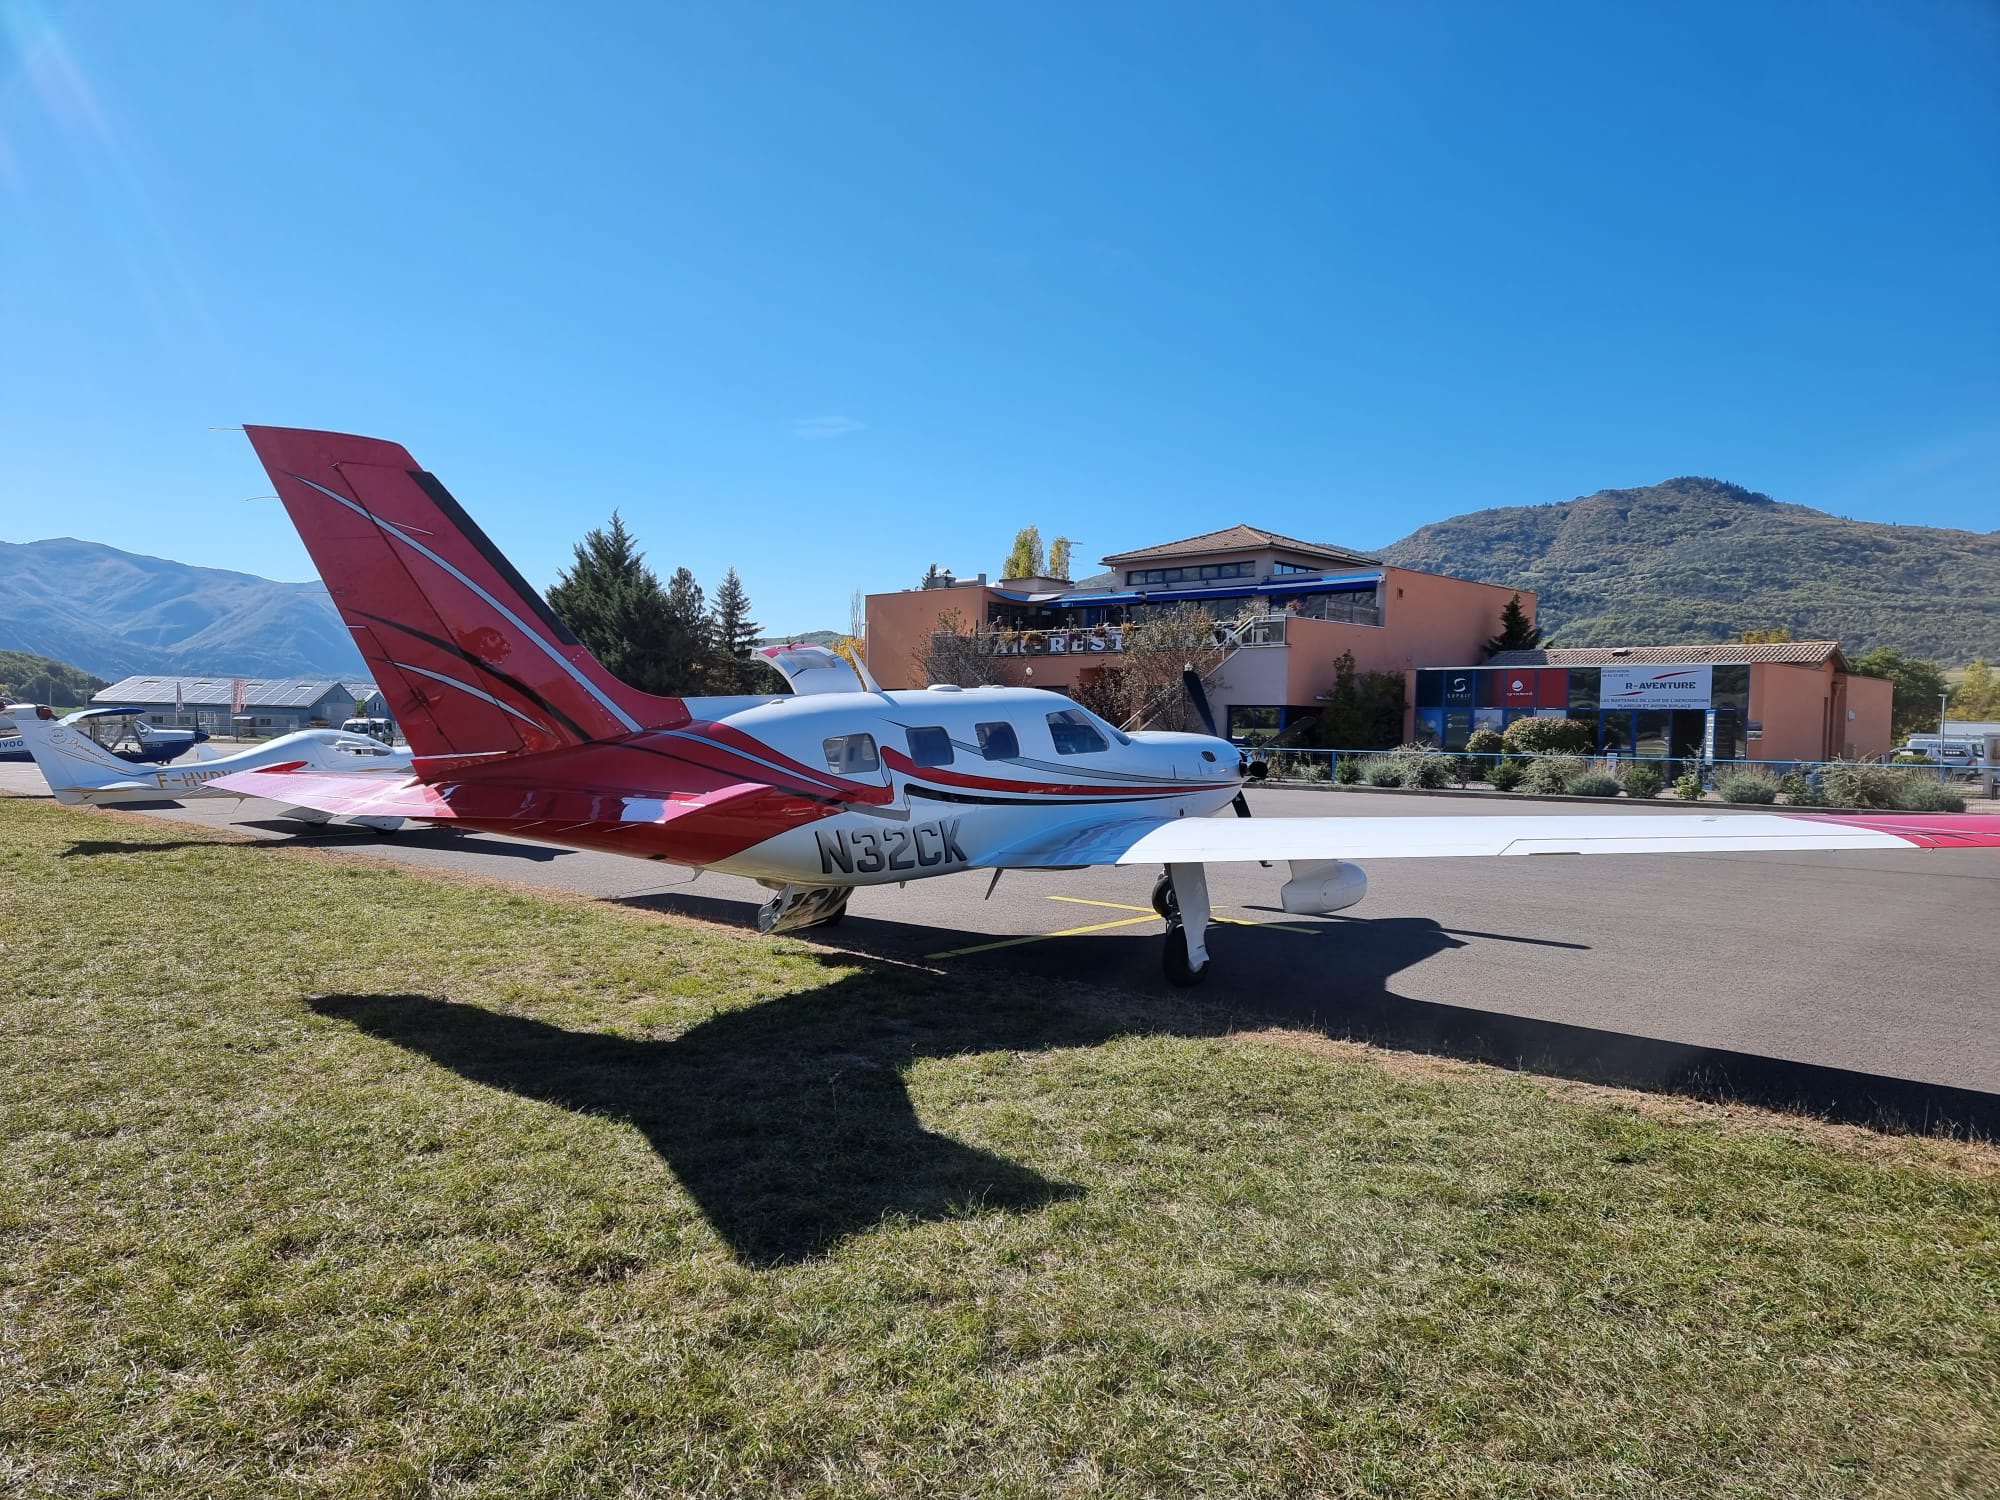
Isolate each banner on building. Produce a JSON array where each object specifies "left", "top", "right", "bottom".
[
  {"left": 1600, "top": 664, "right": 1712, "bottom": 709},
  {"left": 230, "top": 678, "right": 247, "bottom": 715}
]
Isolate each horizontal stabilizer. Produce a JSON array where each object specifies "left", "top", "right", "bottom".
[{"left": 209, "top": 768, "right": 457, "bottom": 822}]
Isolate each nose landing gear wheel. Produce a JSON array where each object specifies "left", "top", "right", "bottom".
[
  {"left": 1162, "top": 920, "right": 1208, "bottom": 986},
  {"left": 1151, "top": 871, "right": 1178, "bottom": 920}
]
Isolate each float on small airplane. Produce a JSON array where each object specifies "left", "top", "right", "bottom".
[
  {"left": 209, "top": 427, "right": 2000, "bottom": 985},
  {"left": 6, "top": 702, "right": 412, "bottom": 829}
]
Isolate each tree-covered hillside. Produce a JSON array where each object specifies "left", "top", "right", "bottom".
[
  {"left": 0, "top": 650, "right": 108, "bottom": 707},
  {"left": 1380, "top": 478, "right": 2000, "bottom": 663}
]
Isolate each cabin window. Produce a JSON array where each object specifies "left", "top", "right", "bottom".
[
  {"left": 822, "top": 733, "right": 879, "bottom": 775},
  {"left": 905, "top": 726, "right": 954, "bottom": 767},
  {"left": 975, "top": 721, "right": 1020, "bottom": 760},
  {"left": 1046, "top": 708, "right": 1108, "bottom": 755}
]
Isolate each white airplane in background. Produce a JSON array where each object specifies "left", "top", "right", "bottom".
[
  {"left": 207, "top": 426, "right": 2000, "bottom": 986},
  {"left": 7, "top": 703, "right": 413, "bottom": 830}
]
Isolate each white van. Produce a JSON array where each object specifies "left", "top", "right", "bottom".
[{"left": 1896, "top": 735, "right": 1990, "bottom": 768}]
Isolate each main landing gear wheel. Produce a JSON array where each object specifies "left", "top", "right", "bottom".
[
  {"left": 1162, "top": 921, "right": 1208, "bottom": 987},
  {"left": 1151, "top": 871, "right": 1178, "bottom": 920}
]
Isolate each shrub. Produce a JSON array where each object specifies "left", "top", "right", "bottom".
[
  {"left": 1273, "top": 752, "right": 1329, "bottom": 783},
  {"left": 1360, "top": 756, "right": 1404, "bottom": 788},
  {"left": 1775, "top": 769, "right": 1828, "bottom": 806},
  {"left": 1397, "top": 751, "right": 1451, "bottom": 790},
  {"left": 1621, "top": 764, "right": 1663, "bottom": 799},
  {"left": 1521, "top": 755, "right": 1586, "bottom": 795},
  {"left": 1890, "top": 779, "right": 1966, "bottom": 813},
  {"left": 1716, "top": 769, "right": 1779, "bottom": 804},
  {"left": 1819, "top": 761, "right": 1915, "bottom": 810},
  {"left": 1488, "top": 760, "right": 1526, "bottom": 792},
  {"left": 1334, "top": 755, "right": 1361, "bottom": 785},
  {"left": 1501, "top": 716, "right": 1596, "bottom": 756},
  {"left": 1568, "top": 770, "right": 1622, "bottom": 797},
  {"left": 1464, "top": 728, "right": 1504, "bottom": 780},
  {"left": 1892, "top": 751, "right": 1933, "bottom": 764},
  {"left": 1672, "top": 770, "right": 1706, "bottom": 800}
]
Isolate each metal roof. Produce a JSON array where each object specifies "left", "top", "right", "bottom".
[
  {"left": 1102, "top": 524, "right": 1380, "bottom": 567},
  {"left": 1485, "top": 642, "right": 1848, "bottom": 669},
  {"left": 93, "top": 675, "right": 360, "bottom": 710}
]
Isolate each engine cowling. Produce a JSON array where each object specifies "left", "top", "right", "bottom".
[{"left": 1278, "top": 859, "right": 1367, "bottom": 915}]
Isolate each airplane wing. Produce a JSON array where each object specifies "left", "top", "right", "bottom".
[
  {"left": 208, "top": 769, "right": 458, "bottom": 821},
  {"left": 992, "top": 809, "right": 2000, "bottom": 868}
]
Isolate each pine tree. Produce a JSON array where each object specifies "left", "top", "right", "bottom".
[
  {"left": 920, "top": 563, "right": 944, "bottom": 589},
  {"left": 707, "top": 567, "right": 764, "bottom": 693},
  {"left": 661, "top": 567, "right": 712, "bottom": 694},
  {"left": 546, "top": 512, "right": 674, "bottom": 693},
  {"left": 1047, "top": 536, "right": 1073, "bottom": 581},
  {"left": 1002, "top": 526, "right": 1044, "bottom": 580},
  {"left": 1483, "top": 593, "right": 1543, "bottom": 657}
]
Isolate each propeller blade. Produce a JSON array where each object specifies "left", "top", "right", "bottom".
[
  {"left": 1182, "top": 667, "right": 1219, "bottom": 737},
  {"left": 1232, "top": 790, "right": 1253, "bottom": 819}
]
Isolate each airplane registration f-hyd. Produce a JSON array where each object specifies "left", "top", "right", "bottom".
[{"left": 213, "top": 428, "right": 2000, "bottom": 984}]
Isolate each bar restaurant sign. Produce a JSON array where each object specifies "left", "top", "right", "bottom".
[{"left": 1600, "top": 664, "right": 1713, "bottom": 709}]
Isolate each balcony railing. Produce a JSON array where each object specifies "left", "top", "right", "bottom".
[{"left": 935, "top": 614, "right": 1292, "bottom": 658}]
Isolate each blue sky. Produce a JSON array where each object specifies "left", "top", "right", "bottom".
[{"left": 1, "top": 0, "right": 1995, "bottom": 634}]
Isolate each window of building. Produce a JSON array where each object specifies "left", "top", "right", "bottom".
[
  {"left": 1228, "top": 705, "right": 1282, "bottom": 742},
  {"left": 975, "top": 721, "right": 1019, "bottom": 760},
  {"left": 904, "top": 726, "right": 953, "bottom": 767},
  {"left": 822, "top": 733, "right": 879, "bottom": 775},
  {"left": 1124, "top": 560, "right": 1256, "bottom": 586},
  {"left": 1271, "top": 562, "right": 1315, "bottom": 576},
  {"left": 1601, "top": 710, "right": 1635, "bottom": 754},
  {"left": 1712, "top": 664, "right": 1750, "bottom": 713},
  {"left": 1287, "top": 585, "right": 1382, "bottom": 625},
  {"left": 1046, "top": 709, "right": 1108, "bottom": 755},
  {"left": 1567, "top": 667, "right": 1601, "bottom": 715}
]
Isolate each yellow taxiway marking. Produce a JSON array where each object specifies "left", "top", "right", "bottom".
[
  {"left": 927, "top": 913, "right": 1159, "bottom": 959},
  {"left": 1046, "top": 895, "right": 1319, "bottom": 935},
  {"left": 926, "top": 895, "right": 1323, "bottom": 959}
]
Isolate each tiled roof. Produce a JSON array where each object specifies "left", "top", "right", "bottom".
[
  {"left": 1102, "top": 524, "right": 1379, "bottom": 567},
  {"left": 1486, "top": 642, "right": 1847, "bottom": 668},
  {"left": 93, "top": 675, "right": 359, "bottom": 710}
]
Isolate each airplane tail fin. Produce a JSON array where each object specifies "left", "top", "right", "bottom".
[
  {"left": 243, "top": 426, "right": 691, "bottom": 766},
  {"left": 3, "top": 704, "right": 151, "bottom": 802}
]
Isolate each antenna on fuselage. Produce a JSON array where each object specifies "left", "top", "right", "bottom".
[{"left": 849, "top": 647, "right": 887, "bottom": 697}]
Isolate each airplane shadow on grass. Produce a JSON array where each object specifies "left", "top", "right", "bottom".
[
  {"left": 312, "top": 976, "right": 1117, "bottom": 1267},
  {"left": 315, "top": 910, "right": 2000, "bottom": 1267}
]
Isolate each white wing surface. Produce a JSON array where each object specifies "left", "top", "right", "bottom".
[{"left": 991, "top": 810, "right": 2000, "bottom": 869}]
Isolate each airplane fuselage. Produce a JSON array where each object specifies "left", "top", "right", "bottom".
[{"left": 419, "top": 685, "right": 1246, "bottom": 887}]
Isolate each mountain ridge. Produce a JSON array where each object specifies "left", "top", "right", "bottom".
[
  {"left": 0, "top": 537, "right": 365, "bottom": 679},
  {"left": 1379, "top": 478, "right": 2000, "bottom": 663}
]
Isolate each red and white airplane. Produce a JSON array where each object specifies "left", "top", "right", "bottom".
[{"left": 213, "top": 427, "right": 2000, "bottom": 985}]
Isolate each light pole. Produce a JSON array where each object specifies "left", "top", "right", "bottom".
[{"left": 1940, "top": 691, "right": 1950, "bottom": 783}]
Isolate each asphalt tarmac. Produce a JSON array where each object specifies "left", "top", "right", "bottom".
[{"left": 7, "top": 759, "right": 1997, "bottom": 1128}]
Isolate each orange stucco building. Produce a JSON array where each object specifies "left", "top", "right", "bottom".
[
  {"left": 1466, "top": 642, "right": 1894, "bottom": 763},
  {"left": 865, "top": 524, "right": 1530, "bottom": 740}
]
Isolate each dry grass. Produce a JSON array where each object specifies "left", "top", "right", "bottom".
[{"left": 2, "top": 797, "right": 1997, "bottom": 1498}]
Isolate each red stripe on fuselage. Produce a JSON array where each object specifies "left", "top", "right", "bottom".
[{"left": 879, "top": 745, "right": 1205, "bottom": 798}]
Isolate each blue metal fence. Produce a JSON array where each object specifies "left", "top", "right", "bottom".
[{"left": 1249, "top": 746, "right": 1997, "bottom": 793}]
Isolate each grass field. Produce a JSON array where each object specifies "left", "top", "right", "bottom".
[{"left": 2, "top": 796, "right": 1996, "bottom": 1498}]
